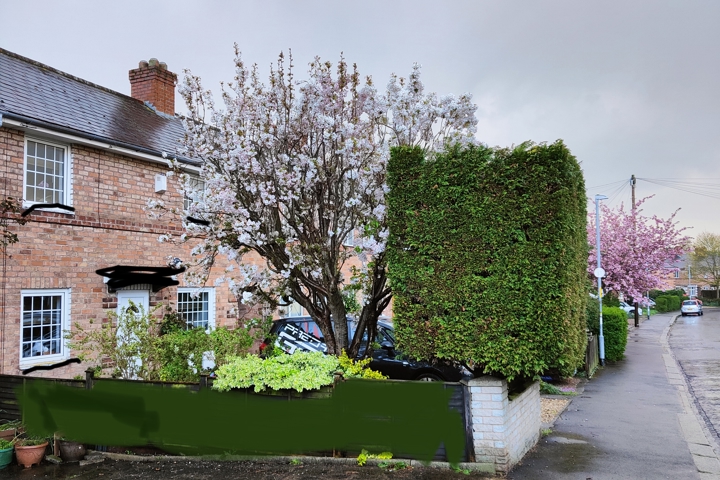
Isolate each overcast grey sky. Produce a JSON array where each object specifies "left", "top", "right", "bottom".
[{"left": 2, "top": 0, "right": 719, "bottom": 237}]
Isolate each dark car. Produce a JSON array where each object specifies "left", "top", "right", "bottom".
[{"left": 261, "top": 316, "right": 468, "bottom": 382}]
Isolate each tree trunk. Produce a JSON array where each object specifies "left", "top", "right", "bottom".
[{"left": 327, "top": 289, "right": 348, "bottom": 355}]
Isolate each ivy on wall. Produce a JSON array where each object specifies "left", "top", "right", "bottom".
[{"left": 386, "top": 141, "right": 587, "bottom": 380}]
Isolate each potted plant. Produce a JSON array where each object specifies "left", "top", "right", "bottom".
[
  {"left": 14, "top": 435, "right": 49, "bottom": 468},
  {"left": 0, "top": 439, "right": 13, "bottom": 469},
  {"left": 57, "top": 436, "right": 86, "bottom": 462},
  {"left": 0, "top": 420, "right": 20, "bottom": 441}
]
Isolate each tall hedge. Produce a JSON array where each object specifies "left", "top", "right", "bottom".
[{"left": 386, "top": 141, "right": 587, "bottom": 380}]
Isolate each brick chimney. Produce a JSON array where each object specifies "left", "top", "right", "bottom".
[{"left": 129, "top": 58, "right": 177, "bottom": 116}]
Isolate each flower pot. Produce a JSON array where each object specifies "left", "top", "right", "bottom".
[
  {"left": 15, "top": 442, "right": 48, "bottom": 468},
  {"left": 0, "top": 429, "right": 15, "bottom": 441},
  {"left": 58, "top": 440, "right": 86, "bottom": 462},
  {"left": 0, "top": 446, "right": 12, "bottom": 469}
]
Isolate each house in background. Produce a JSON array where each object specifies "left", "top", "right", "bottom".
[
  {"left": 0, "top": 48, "right": 260, "bottom": 378},
  {"left": 664, "top": 254, "right": 711, "bottom": 298}
]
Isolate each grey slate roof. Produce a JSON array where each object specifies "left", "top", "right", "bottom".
[{"left": 0, "top": 48, "right": 194, "bottom": 164}]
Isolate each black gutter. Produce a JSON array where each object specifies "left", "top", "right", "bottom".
[{"left": 0, "top": 110, "right": 199, "bottom": 166}]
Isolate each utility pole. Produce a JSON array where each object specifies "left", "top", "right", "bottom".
[{"left": 631, "top": 175, "right": 639, "bottom": 327}]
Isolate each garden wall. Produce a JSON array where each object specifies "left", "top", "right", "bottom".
[{"left": 467, "top": 376, "right": 540, "bottom": 473}]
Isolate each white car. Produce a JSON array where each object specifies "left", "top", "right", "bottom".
[
  {"left": 619, "top": 301, "right": 635, "bottom": 314},
  {"left": 681, "top": 300, "right": 703, "bottom": 317}
]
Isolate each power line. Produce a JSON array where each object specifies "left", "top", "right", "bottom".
[{"left": 638, "top": 178, "right": 720, "bottom": 201}]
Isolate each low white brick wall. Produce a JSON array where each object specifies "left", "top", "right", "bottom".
[{"left": 467, "top": 376, "right": 540, "bottom": 473}]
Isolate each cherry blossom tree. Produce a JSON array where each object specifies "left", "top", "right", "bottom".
[
  {"left": 151, "top": 46, "right": 477, "bottom": 356},
  {"left": 588, "top": 196, "right": 691, "bottom": 304}
]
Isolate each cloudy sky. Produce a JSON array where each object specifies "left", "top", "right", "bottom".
[{"left": 2, "top": 0, "right": 719, "bottom": 237}]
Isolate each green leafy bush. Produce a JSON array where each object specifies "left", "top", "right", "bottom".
[
  {"left": 386, "top": 142, "right": 587, "bottom": 380},
  {"left": 212, "top": 351, "right": 340, "bottom": 393},
  {"left": 67, "top": 303, "right": 265, "bottom": 382},
  {"left": 338, "top": 351, "right": 387, "bottom": 380},
  {"left": 586, "top": 296, "right": 600, "bottom": 335},
  {"left": 655, "top": 295, "right": 682, "bottom": 313},
  {"left": 67, "top": 302, "right": 163, "bottom": 380},
  {"left": 602, "top": 307, "right": 628, "bottom": 361}
]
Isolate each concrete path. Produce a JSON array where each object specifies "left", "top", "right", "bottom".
[{"left": 509, "top": 313, "right": 719, "bottom": 479}]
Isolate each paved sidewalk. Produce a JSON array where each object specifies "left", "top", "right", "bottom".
[{"left": 509, "top": 313, "right": 720, "bottom": 479}]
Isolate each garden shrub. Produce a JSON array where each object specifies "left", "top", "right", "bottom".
[
  {"left": 656, "top": 295, "right": 682, "bottom": 313},
  {"left": 68, "top": 303, "right": 265, "bottom": 382},
  {"left": 586, "top": 296, "right": 600, "bottom": 335},
  {"left": 602, "top": 307, "right": 628, "bottom": 361},
  {"left": 212, "top": 351, "right": 340, "bottom": 392},
  {"left": 386, "top": 141, "right": 587, "bottom": 380}
]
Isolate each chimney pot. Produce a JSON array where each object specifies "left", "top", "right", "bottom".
[
  {"left": 148, "top": 58, "right": 159, "bottom": 68},
  {"left": 139, "top": 60, "right": 149, "bottom": 68}
]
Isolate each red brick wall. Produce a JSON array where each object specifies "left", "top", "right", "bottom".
[
  {"left": 0, "top": 126, "right": 264, "bottom": 379},
  {"left": 0, "top": 125, "right": 391, "bottom": 379}
]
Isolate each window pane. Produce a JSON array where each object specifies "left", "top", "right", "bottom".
[
  {"left": 27, "top": 141, "right": 36, "bottom": 157},
  {"left": 178, "top": 291, "right": 210, "bottom": 329},
  {"left": 22, "top": 293, "right": 63, "bottom": 359}
]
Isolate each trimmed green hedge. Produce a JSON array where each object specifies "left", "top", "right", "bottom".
[
  {"left": 656, "top": 295, "right": 681, "bottom": 313},
  {"left": 602, "top": 307, "right": 628, "bottom": 361},
  {"left": 386, "top": 141, "right": 587, "bottom": 380}
]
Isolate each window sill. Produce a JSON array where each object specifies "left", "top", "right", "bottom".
[
  {"left": 21, "top": 202, "right": 75, "bottom": 217},
  {"left": 19, "top": 354, "right": 69, "bottom": 369}
]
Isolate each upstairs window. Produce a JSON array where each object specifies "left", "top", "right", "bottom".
[
  {"left": 24, "top": 138, "right": 72, "bottom": 206},
  {"left": 183, "top": 174, "right": 206, "bottom": 210},
  {"left": 674, "top": 270, "right": 680, "bottom": 279}
]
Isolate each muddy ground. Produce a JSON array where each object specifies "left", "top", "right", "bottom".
[{"left": 0, "top": 457, "right": 497, "bottom": 479}]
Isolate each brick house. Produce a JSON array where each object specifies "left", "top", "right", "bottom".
[
  {"left": 0, "top": 49, "right": 262, "bottom": 378},
  {"left": 665, "top": 254, "right": 712, "bottom": 298}
]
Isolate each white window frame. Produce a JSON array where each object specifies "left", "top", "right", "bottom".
[
  {"left": 19, "top": 288, "right": 71, "bottom": 367},
  {"left": 183, "top": 173, "right": 206, "bottom": 211},
  {"left": 177, "top": 287, "right": 216, "bottom": 330},
  {"left": 342, "top": 229, "right": 356, "bottom": 247},
  {"left": 673, "top": 269, "right": 680, "bottom": 279},
  {"left": 23, "top": 137, "right": 73, "bottom": 212},
  {"left": 689, "top": 285, "right": 698, "bottom": 297}
]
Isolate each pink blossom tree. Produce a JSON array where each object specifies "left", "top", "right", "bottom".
[
  {"left": 588, "top": 196, "right": 691, "bottom": 304},
  {"left": 150, "top": 47, "right": 477, "bottom": 356}
]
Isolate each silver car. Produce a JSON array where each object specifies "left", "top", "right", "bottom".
[{"left": 681, "top": 300, "right": 703, "bottom": 317}]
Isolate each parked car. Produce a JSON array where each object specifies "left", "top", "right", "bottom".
[
  {"left": 619, "top": 301, "right": 635, "bottom": 315},
  {"left": 260, "top": 316, "right": 470, "bottom": 382},
  {"left": 681, "top": 300, "right": 703, "bottom": 317}
]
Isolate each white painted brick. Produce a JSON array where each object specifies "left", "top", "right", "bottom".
[
  {"left": 492, "top": 409, "right": 506, "bottom": 417},
  {"left": 473, "top": 424, "right": 493, "bottom": 432},
  {"left": 472, "top": 393, "right": 493, "bottom": 401},
  {"left": 485, "top": 416, "right": 504, "bottom": 425},
  {"left": 493, "top": 425, "right": 506, "bottom": 433},
  {"left": 482, "top": 386, "right": 505, "bottom": 394},
  {"left": 491, "top": 393, "right": 504, "bottom": 402},
  {"left": 474, "top": 439, "right": 495, "bottom": 449},
  {"left": 472, "top": 432, "right": 484, "bottom": 440},
  {"left": 495, "top": 441, "right": 506, "bottom": 449}
]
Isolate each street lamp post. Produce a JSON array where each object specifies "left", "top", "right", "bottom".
[{"left": 594, "top": 194, "right": 608, "bottom": 366}]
